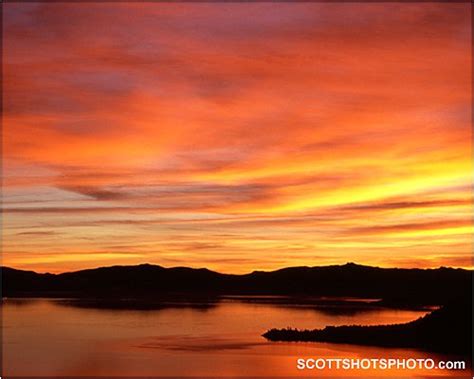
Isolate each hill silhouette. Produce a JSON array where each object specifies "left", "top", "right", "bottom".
[
  {"left": 263, "top": 300, "right": 472, "bottom": 356},
  {"left": 1, "top": 263, "right": 471, "bottom": 307}
]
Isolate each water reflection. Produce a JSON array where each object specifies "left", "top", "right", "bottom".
[
  {"left": 2, "top": 297, "right": 469, "bottom": 377},
  {"left": 57, "top": 297, "right": 219, "bottom": 311}
]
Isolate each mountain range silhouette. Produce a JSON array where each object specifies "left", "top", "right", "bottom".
[{"left": 2, "top": 262, "right": 471, "bottom": 307}]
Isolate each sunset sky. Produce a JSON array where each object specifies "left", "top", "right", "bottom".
[{"left": 3, "top": 2, "right": 472, "bottom": 273}]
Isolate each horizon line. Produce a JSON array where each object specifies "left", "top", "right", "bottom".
[{"left": 2, "top": 261, "right": 471, "bottom": 276}]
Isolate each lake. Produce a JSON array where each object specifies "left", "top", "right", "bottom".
[{"left": 2, "top": 297, "right": 468, "bottom": 377}]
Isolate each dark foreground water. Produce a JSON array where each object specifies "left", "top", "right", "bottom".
[{"left": 2, "top": 297, "right": 469, "bottom": 377}]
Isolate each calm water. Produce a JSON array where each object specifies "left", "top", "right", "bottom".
[{"left": 1, "top": 297, "right": 468, "bottom": 377}]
